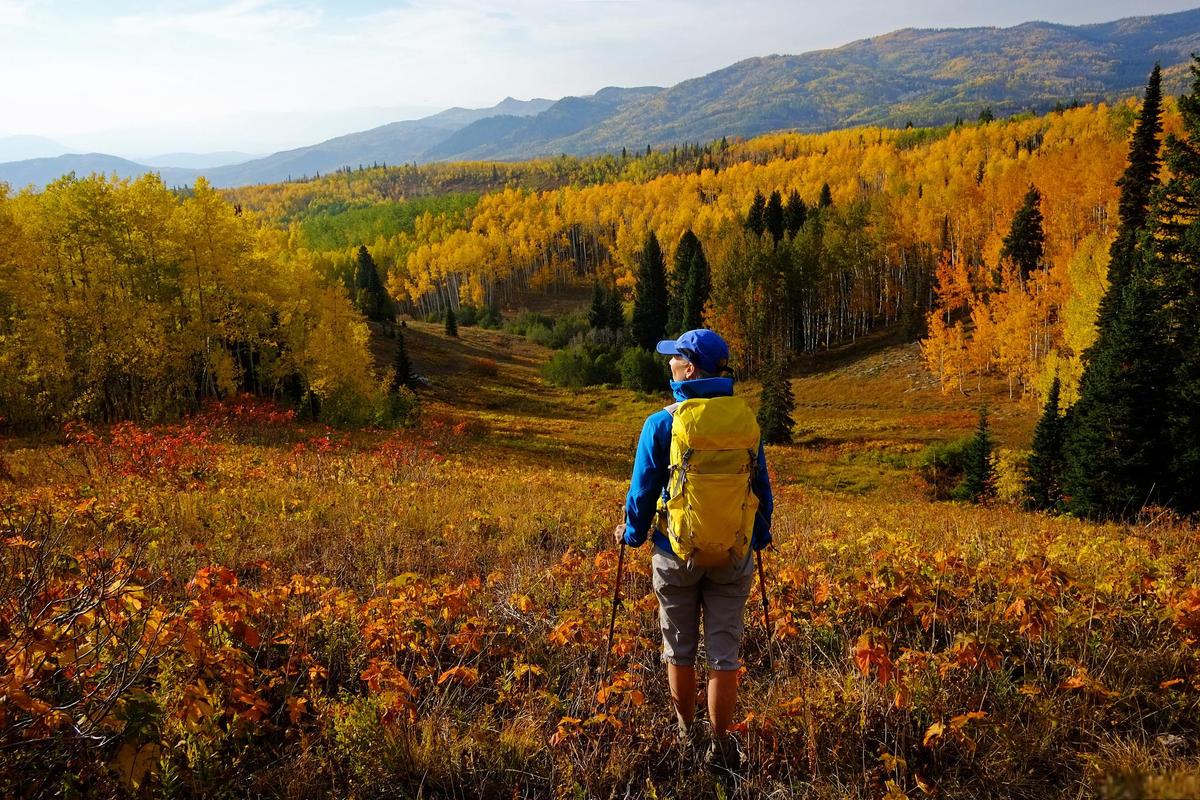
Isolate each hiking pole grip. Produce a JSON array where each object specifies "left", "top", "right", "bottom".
[
  {"left": 599, "top": 540, "right": 626, "bottom": 697},
  {"left": 756, "top": 549, "right": 775, "bottom": 671}
]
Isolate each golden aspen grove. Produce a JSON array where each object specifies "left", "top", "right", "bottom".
[{"left": 2, "top": 93, "right": 1199, "bottom": 800}]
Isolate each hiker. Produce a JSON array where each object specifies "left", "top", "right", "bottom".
[{"left": 612, "top": 329, "right": 773, "bottom": 771}]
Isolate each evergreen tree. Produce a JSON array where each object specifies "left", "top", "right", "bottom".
[
  {"left": 681, "top": 236, "right": 711, "bottom": 332},
  {"left": 757, "top": 357, "right": 795, "bottom": 445},
  {"left": 1146, "top": 56, "right": 1200, "bottom": 512},
  {"left": 1025, "top": 376, "right": 1065, "bottom": 510},
  {"left": 353, "top": 245, "right": 392, "bottom": 322},
  {"left": 818, "top": 183, "right": 833, "bottom": 209},
  {"left": 745, "top": 191, "right": 766, "bottom": 237},
  {"left": 1061, "top": 64, "right": 1170, "bottom": 520},
  {"left": 605, "top": 285, "right": 625, "bottom": 331},
  {"left": 631, "top": 231, "right": 669, "bottom": 349},
  {"left": 958, "top": 408, "right": 996, "bottom": 503},
  {"left": 1062, "top": 270, "right": 1172, "bottom": 518},
  {"left": 390, "top": 328, "right": 416, "bottom": 393},
  {"left": 1000, "top": 185, "right": 1045, "bottom": 281},
  {"left": 978, "top": 106, "right": 995, "bottom": 123},
  {"left": 668, "top": 231, "right": 701, "bottom": 336},
  {"left": 1095, "top": 64, "right": 1164, "bottom": 332},
  {"left": 784, "top": 189, "right": 807, "bottom": 237},
  {"left": 445, "top": 306, "right": 458, "bottom": 337},
  {"left": 765, "top": 190, "right": 785, "bottom": 246},
  {"left": 589, "top": 281, "right": 609, "bottom": 329}
]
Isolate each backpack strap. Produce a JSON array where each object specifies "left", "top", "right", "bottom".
[{"left": 663, "top": 402, "right": 681, "bottom": 415}]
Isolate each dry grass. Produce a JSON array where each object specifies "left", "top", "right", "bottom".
[{"left": 1, "top": 324, "right": 1197, "bottom": 799}]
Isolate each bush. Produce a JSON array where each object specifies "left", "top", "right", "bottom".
[
  {"left": 547, "top": 312, "right": 590, "bottom": 349},
  {"left": 478, "top": 304, "right": 502, "bottom": 329},
  {"left": 618, "top": 347, "right": 668, "bottom": 393},
  {"left": 458, "top": 304, "right": 479, "bottom": 326},
  {"left": 541, "top": 344, "right": 621, "bottom": 388},
  {"left": 504, "top": 311, "right": 554, "bottom": 337},
  {"left": 382, "top": 386, "right": 421, "bottom": 428},
  {"left": 504, "top": 310, "right": 589, "bottom": 349},
  {"left": 525, "top": 322, "right": 555, "bottom": 347},
  {"left": 915, "top": 437, "right": 973, "bottom": 500},
  {"left": 584, "top": 326, "right": 628, "bottom": 347},
  {"left": 592, "top": 351, "right": 620, "bottom": 385}
]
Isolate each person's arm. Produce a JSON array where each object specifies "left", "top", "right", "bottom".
[
  {"left": 751, "top": 441, "right": 774, "bottom": 550},
  {"left": 623, "top": 412, "right": 671, "bottom": 546}
]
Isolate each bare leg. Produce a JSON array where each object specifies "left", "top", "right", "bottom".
[
  {"left": 667, "top": 663, "right": 697, "bottom": 726},
  {"left": 707, "top": 668, "right": 739, "bottom": 736}
]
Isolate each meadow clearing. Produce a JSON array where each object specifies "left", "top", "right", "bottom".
[{"left": 1, "top": 320, "right": 1198, "bottom": 799}]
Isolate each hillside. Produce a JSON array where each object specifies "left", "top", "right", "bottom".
[
  {"left": 0, "top": 97, "right": 556, "bottom": 191},
  {"left": 494, "top": 9, "right": 1200, "bottom": 159},
  {"left": 390, "top": 319, "right": 1034, "bottom": 492},
  {"left": 423, "top": 86, "right": 663, "bottom": 161},
  {"left": 7, "top": 317, "right": 1198, "bottom": 797}
]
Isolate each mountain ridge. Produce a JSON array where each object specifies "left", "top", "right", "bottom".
[{"left": 2, "top": 8, "right": 1198, "bottom": 190}]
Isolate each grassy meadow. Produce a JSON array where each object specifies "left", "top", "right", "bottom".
[{"left": 2, "top": 320, "right": 1198, "bottom": 799}]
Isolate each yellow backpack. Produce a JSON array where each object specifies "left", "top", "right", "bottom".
[{"left": 658, "top": 396, "right": 761, "bottom": 568}]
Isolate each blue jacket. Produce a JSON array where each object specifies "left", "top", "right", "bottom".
[{"left": 622, "top": 376, "right": 773, "bottom": 552}]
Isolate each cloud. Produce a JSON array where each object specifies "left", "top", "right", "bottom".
[
  {"left": 0, "top": 0, "right": 36, "bottom": 26},
  {"left": 112, "top": 0, "right": 322, "bottom": 41},
  {"left": 327, "top": 0, "right": 735, "bottom": 105}
]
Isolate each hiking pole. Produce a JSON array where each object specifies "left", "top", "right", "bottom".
[
  {"left": 598, "top": 539, "right": 626, "bottom": 698},
  {"left": 756, "top": 549, "right": 775, "bottom": 671}
]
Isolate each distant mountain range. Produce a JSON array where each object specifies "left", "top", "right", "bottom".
[
  {"left": 138, "top": 151, "right": 263, "bottom": 169},
  {"left": 0, "top": 135, "right": 70, "bottom": 163},
  {"left": 3, "top": 7, "right": 1199, "bottom": 191}
]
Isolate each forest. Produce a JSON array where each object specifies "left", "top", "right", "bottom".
[{"left": 227, "top": 97, "right": 1162, "bottom": 400}]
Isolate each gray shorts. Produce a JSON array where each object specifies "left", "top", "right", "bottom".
[{"left": 650, "top": 544, "right": 755, "bottom": 671}]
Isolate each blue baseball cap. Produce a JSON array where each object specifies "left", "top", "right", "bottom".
[{"left": 655, "top": 329, "right": 730, "bottom": 375}]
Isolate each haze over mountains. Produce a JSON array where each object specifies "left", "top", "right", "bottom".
[
  {"left": 3, "top": 7, "right": 1198, "bottom": 191},
  {"left": 0, "top": 135, "right": 71, "bottom": 163}
]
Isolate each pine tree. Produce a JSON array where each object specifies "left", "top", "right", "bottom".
[
  {"left": 668, "top": 231, "right": 701, "bottom": 336},
  {"left": 445, "top": 306, "right": 458, "bottom": 337},
  {"left": 390, "top": 328, "right": 415, "bottom": 393},
  {"left": 631, "top": 231, "right": 668, "bottom": 349},
  {"left": 353, "top": 245, "right": 392, "bottom": 322},
  {"left": 784, "top": 190, "right": 807, "bottom": 237},
  {"left": 978, "top": 106, "right": 995, "bottom": 123},
  {"left": 765, "top": 190, "right": 785, "bottom": 246},
  {"left": 589, "top": 281, "right": 609, "bottom": 329},
  {"left": 757, "top": 357, "right": 795, "bottom": 444},
  {"left": 1025, "top": 376, "right": 1065, "bottom": 510},
  {"left": 958, "top": 408, "right": 996, "bottom": 503},
  {"left": 605, "top": 285, "right": 625, "bottom": 331},
  {"left": 818, "top": 183, "right": 833, "bottom": 209},
  {"left": 1095, "top": 64, "right": 1164, "bottom": 332},
  {"left": 1000, "top": 185, "right": 1045, "bottom": 281},
  {"left": 681, "top": 236, "right": 711, "bottom": 331},
  {"left": 1061, "top": 65, "right": 1170, "bottom": 519},
  {"left": 1146, "top": 56, "right": 1200, "bottom": 512},
  {"left": 745, "top": 191, "right": 766, "bottom": 237},
  {"left": 1062, "top": 270, "right": 1172, "bottom": 518}
]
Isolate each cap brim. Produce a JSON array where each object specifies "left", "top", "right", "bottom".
[{"left": 655, "top": 340, "right": 681, "bottom": 357}]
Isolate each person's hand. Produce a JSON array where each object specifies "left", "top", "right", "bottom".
[{"left": 612, "top": 523, "right": 626, "bottom": 546}]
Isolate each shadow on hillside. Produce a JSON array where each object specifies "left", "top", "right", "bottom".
[
  {"left": 790, "top": 326, "right": 914, "bottom": 376},
  {"left": 481, "top": 437, "right": 634, "bottom": 480}
]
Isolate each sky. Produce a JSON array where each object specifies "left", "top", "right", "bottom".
[{"left": 1, "top": 0, "right": 1197, "bottom": 157}]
